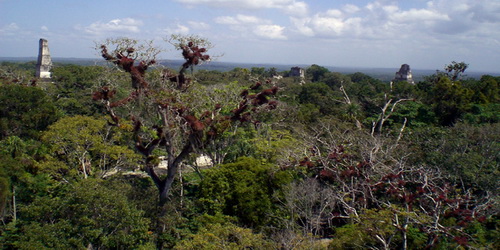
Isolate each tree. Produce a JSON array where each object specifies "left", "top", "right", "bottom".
[
  {"left": 8, "top": 179, "right": 150, "bottom": 249},
  {"left": 287, "top": 116, "right": 496, "bottom": 249},
  {"left": 298, "top": 82, "right": 340, "bottom": 116},
  {"left": 444, "top": 61, "right": 468, "bottom": 81},
  {"left": 0, "top": 136, "right": 56, "bottom": 226},
  {"left": 306, "top": 64, "right": 329, "bottom": 82},
  {"left": 41, "top": 115, "right": 140, "bottom": 179},
  {"left": 430, "top": 77, "right": 473, "bottom": 126},
  {"left": 92, "top": 37, "right": 278, "bottom": 206},
  {"left": 198, "top": 157, "right": 291, "bottom": 227},
  {"left": 250, "top": 67, "right": 266, "bottom": 76},
  {"left": 322, "top": 71, "right": 351, "bottom": 89},
  {"left": 50, "top": 64, "right": 105, "bottom": 116},
  {"left": 174, "top": 221, "right": 275, "bottom": 249},
  {"left": 0, "top": 62, "right": 36, "bottom": 85},
  {"left": 0, "top": 84, "right": 60, "bottom": 139}
]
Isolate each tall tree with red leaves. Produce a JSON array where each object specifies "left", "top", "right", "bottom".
[{"left": 93, "top": 38, "right": 278, "bottom": 206}]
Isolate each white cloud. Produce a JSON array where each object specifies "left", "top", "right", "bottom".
[
  {"left": 311, "top": 16, "right": 345, "bottom": 35},
  {"left": 164, "top": 24, "right": 190, "bottom": 34},
  {"left": 175, "top": 0, "right": 308, "bottom": 16},
  {"left": 214, "top": 16, "right": 239, "bottom": 25},
  {"left": 289, "top": 0, "right": 500, "bottom": 40},
  {"left": 290, "top": 17, "right": 314, "bottom": 36},
  {"left": 188, "top": 21, "right": 210, "bottom": 30},
  {"left": 215, "top": 14, "right": 286, "bottom": 40},
  {"left": 215, "top": 14, "right": 268, "bottom": 25},
  {"left": 253, "top": 25, "right": 287, "bottom": 40},
  {"left": 343, "top": 4, "right": 360, "bottom": 14},
  {"left": 82, "top": 18, "right": 143, "bottom": 35},
  {"left": 236, "top": 14, "right": 263, "bottom": 24},
  {"left": 392, "top": 8, "right": 449, "bottom": 23},
  {"left": 325, "top": 9, "right": 343, "bottom": 18},
  {"left": 0, "top": 23, "right": 20, "bottom": 35},
  {"left": 283, "top": 1, "right": 309, "bottom": 17},
  {"left": 176, "top": 0, "right": 293, "bottom": 9}
]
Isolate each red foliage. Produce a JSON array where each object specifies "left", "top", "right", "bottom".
[
  {"left": 453, "top": 236, "right": 469, "bottom": 246},
  {"left": 268, "top": 101, "right": 278, "bottom": 110},
  {"left": 477, "top": 216, "right": 487, "bottom": 223},
  {"left": 299, "top": 157, "right": 315, "bottom": 168},
  {"left": 320, "top": 169, "right": 335, "bottom": 180},
  {"left": 92, "top": 86, "right": 116, "bottom": 101},
  {"left": 181, "top": 42, "right": 210, "bottom": 69},
  {"left": 250, "top": 81, "right": 262, "bottom": 90},
  {"left": 240, "top": 89, "right": 249, "bottom": 97},
  {"left": 100, "top": 45, "right": 154, "bottom": 90},
  {"left": 184, "top": 115, "right": 205, "bottom": 131}
]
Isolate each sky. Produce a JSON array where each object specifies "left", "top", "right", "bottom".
[{"left": 1, "top": 0, "right": 499, "bottom": 72}]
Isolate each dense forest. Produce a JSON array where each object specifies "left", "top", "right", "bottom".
[{"left": 0, "top": 37, "right": 499, "bottom": 249}]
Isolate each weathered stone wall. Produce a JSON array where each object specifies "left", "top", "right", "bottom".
[
  {"left": 36, "top": 38, "right": 52, "bottom": 79},
  {"left": 394, "top": 64, "right": 414, "bottom": 84},
  {"left": 290, "top": 66, "right": 305, "bottom": 78}
]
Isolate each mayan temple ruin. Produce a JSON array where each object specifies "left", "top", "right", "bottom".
[
  {"left": 36, "top": 38, "right": 52, "bottom": 79},
  {"left": 393, "top": 64, "right": 414, "bottom": 84},
  {"left": 289, "top": 66, "right": 305, "bottom": 78}
]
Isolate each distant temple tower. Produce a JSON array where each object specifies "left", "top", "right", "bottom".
[
  {"left": 289, "top": 66, "right": 305, "bottom": 78},
  {"left": 393, "top": 64, "right": 414, "bottom": 84},
  {"left": 36, "top": 38, "right": 52, "bottom": 78}
]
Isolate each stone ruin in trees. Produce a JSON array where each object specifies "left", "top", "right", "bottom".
[
  {"left": 393, "top": 64, "right": 414, "bottom": 84},
  {"left": 36, "top": 38, "right": 52, "bottom": 79},
  {"left": 289, "top": 66, "right": 305, "bottom": 78}
]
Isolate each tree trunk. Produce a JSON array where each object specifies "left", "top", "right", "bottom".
[
  {"left": 12, "top": 186, "right": 16, "bottom": 222},
  {"left": 145, "top": 141, "right": 193, "bottom": 206}
]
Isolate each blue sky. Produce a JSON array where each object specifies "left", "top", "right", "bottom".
[{"left": 1, "top": 0, "right": 499, "bottom": 72}]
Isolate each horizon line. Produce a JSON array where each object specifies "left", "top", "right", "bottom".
[{"left": 1, "top": 56, "right": 498, "bottom": 74}]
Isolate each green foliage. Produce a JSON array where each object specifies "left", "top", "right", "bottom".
[
  {"left": 464, "top": 75, "right": 500, "bottom": 104},
  {"left": 464, "top": 103, "right": 500, "bottom": 124},
  {"left": 323, "top": 71, "right": 352, "bottom": 89},
  {"left": 198, "top": 157, "right": 292, "bottom": 227},
  {"left": 344, "top": 72, "right": 388, "bottom": 119},
  {"left": 252, "top": 129, "right": 301, "bottom": 163},
  {"left": 0, "top": 136, "right": 57, "bottom": 208},
  {"left": 52, "top": 65, "right": 103, "bottom": 90},
  {"left": 329, "top": 223, "right": 371, "bottom": 249},
  {"left": 429, "top": 77, "right": 473, "bottom": 126},
  {"left": 444, "top": 61, "right": 468, "bottom": 81},
  {"left": 174, "top": 221, "right": 275, "bottom": 249},
  {"left": 406, "top": 226, "right": 428, "bottom": 249},
  {"left": 8, "top": 178, "right": 150, "bottom": 249},
  {"left": 391, "top": 80, "right": 417, "bottom": 98},
  {"left": 464, "top": 219, "right": 500, "bottom": 249},
  {"left": 386, "top": 101, "right": 436, "bottom": 128},
  {"left": 41, "top": 115, "right": 140, "bottom": 179},
  {"left": 251, "top": 67, "right": 266, "bottom": 76},
  {"left": 298, "top": 82, "right": 340, "bottom": 116},
  {"left": 297, "top": 103, "right": 322, "bottom": 123},
  {"left": 220, "top": 127, "right": 258, "bottom": 163},
  {"left": 0, "top": 84, "right": 60, "bottom": 139},
  {"left": 406, "top": 123, "right": 500, "bottom": 193},
  {"left": 306, "top": 64, "right": 329, "bottom": 82},
  {"left": 0, "top": 174, "right": 9, "bottom": 217},
  {"left": 50, "top": 65, "right": 105, "bottom": 116},
  {"left": 0, "top": 62, "right": 35, "bottom": 85},
  {"left": 329, "top": 209, "right": 400, "bottom": 249},
  {"left": 1, "top": 56, "right": 499, "bottom": 248},
  {"left": 194, "top": 69, "right": 226, "bottom": 85}
]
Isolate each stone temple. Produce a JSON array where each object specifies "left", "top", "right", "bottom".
[
  {"left": 36, "top": 38, "right": 52, "bottom": 78},
  {"left": 289, "top": 66, "right": 305, "bottom": 78},
  {"left": 393, "top": 64, "right": 414, "bottom": 84}
]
